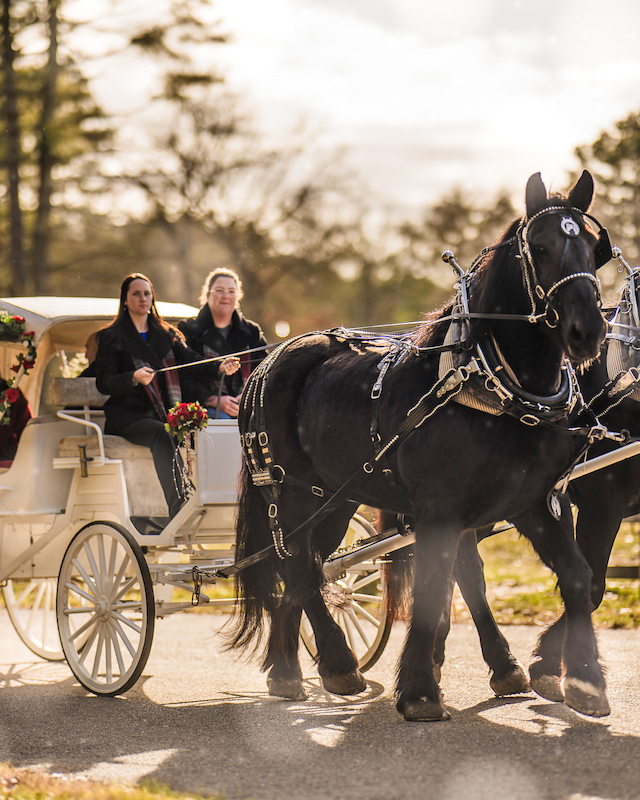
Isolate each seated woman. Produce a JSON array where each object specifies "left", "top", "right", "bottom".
[
  {"left": 94, "top": 273, "right": 239, "bottom": 518},
  {"left": 179, "top": 268, "right": 268, "bottom": 419}
]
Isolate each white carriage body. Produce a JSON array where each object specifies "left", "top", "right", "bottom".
[{"left": 0, "top": 297, "right": 242, "bottom": 585}]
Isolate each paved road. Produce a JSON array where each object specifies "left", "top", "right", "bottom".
[{"left": 1, "top": 609, "right": 640, "bottom": 800}]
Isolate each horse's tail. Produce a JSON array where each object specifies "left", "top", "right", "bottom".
[
  {"left": 227, "top": 462, "right": 281, "bottom": 652},
  {"left": 378, "top": 511, "right": 413, "bottom": 622}
]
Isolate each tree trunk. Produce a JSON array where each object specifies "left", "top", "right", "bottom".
[
  {"left": 1, "top": 0, "right": 26, "bottom": 294},
  {"left": 31, "top": 0, "right": 59, "bottom": 294}
]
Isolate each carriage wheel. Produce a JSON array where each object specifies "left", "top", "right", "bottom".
[
  {"left": 57, "top": 521, "right": 154, "bottom": 696},
  {"left": 300, "top": 513, "right": 392, "bottom": 672},
  {"left": 3, "top": 578, "right": 64, "bottom": 661}
]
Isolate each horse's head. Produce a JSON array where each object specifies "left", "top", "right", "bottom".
[{"left": 521, "top": 170, "right": 608, "bottom": 363}]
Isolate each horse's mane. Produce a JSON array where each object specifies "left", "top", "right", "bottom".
[{"left": 413, "top": 191, "right": 575, "bottom": 350}]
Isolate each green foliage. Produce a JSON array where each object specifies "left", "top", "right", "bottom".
[{"left": 576, "top": 109, "right": 640, "bottom": 276}]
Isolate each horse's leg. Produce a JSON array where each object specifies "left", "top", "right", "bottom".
[
  {"left": 431, "top": 578, "right": 453, "bottom": 687},
  {"left": 264, "top": 589, "right": 307, "bottom": 700},
  {"left": 454, "top": 529, "right": 531, "bottom": 696},
  {"left": 396, "top": 523, "right": 461, "bottom": 721},
  {"left": 514, "top": 497, "right": 609, "bottom": 717},
  {"left": 265, "top": 502, "right": 365, "bottom": 698},
  {"left": 529, "top": 496, "right": 623, "bottom": 702}
]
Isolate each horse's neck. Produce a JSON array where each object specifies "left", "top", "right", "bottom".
[{"left": 488, "top": 321, "right": 565, "bottom": 395}]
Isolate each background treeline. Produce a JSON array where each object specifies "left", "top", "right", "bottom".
[{"left": 2, "top": 0, "right": 640, "bottom": 340}]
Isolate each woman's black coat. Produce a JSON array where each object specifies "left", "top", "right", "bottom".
[
  {"left": 178, "top": 306, "right": 268, "bottom": 398},
  {"left": 95, "top": 316, "right": 218, "bottom": 434}
]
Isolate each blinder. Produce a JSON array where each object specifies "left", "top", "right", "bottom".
[{"left": 583, "top": 211, "right": 613, "bottom": 270}]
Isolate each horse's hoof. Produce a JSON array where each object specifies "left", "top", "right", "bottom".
[
  {"left": 563, "top": 678, "right": 610, "bottom": 718},
  {"left": 321, "top": 669, "right": 366, "bottom": 696},
  {"left": 402, "top": 698, "right": 451, "bottom": 722},
  {"left": 490, "top": 663, "right": 531, "bottom": 696},
  {"left": 530, "top": 674, "right": 565, "bottom": 703},
  {"left": 267, "top": 677, "right": 308, "bottom": 701}
]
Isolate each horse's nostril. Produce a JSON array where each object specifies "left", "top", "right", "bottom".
[{"left": 569, "top": 323, "right": 584, "bottom": 343}]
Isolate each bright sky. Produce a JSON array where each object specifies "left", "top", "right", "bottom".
[
  {"left": 73, "top": 0, "right": 640, "bottom": 214},
  {"left": 212, "top": 0, "right": 640, "bottom": 212}
]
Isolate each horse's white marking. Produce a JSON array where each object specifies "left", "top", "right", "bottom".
[{"left": 562, "top": 677, "right": 602, "bottom": 697}]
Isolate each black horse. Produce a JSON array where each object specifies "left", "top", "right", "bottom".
[
  {"left": 445, "top": 258, "right": 640, "bottom": 707},
  {"left": 230, "top": 171, "right": 608, "bottom": 721}
]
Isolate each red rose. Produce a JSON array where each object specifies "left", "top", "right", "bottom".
[
  {"left": 5, "top": 388, "right": 19, "bottom": 403},
  {"left": 10, "top": 365, "right": 19, "bottom": 373},
  {"left": 12, "top": 315, "right": 24, "bottom": 323},
  {"left": 22, "top": 359, "right": 35, "bottom": 370},
  {"left": 25, "top": 331, "right": 34, "bottom": 338}
]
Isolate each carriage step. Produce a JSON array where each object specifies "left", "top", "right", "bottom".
[{"left": 131, "top": 516, "right": 170, "bottom": 536}]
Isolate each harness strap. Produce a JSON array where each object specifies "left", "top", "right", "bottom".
[{"left": 216, "top": 361, "right": 479, "bottom": 579}]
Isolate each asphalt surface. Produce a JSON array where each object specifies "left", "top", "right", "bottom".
[{"left": 1, "top": 609, "right": 640, "bottom": 800}]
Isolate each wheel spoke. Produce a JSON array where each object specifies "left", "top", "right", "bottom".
[
  {"left": 65, "top": 580, "right": 96, "bottom": 604},
  {"left": 111, "top": 617, "right": 138, "bottom": 657},
  {"left": 69, "top": 614, "right": 98, "bottom": 642},
  {"left": 107, "top": 537, "right": 119, "bottom": 594},
  {"left": 91, "top": 627, "right": 105, "bottom": 679},
  {"left": 351, "top": 592, "right": 382, "bottom": 605},
  {"left": 78, "top": 624, "right": 100, "bottom": 664},
  {"left": 41, "top": 580, "right": 52, "bottom": 647},
  {"left": 340, "top": 609, "right": 359, "bottom": 653},
  {"left": 346, "top": 606, "right": 371, "bottom": 648},
  {"left": 351, "top": 572, "right": 382, "bottom": 593},
  {"left": 352, "top": 602, "right": 380, "bottom": 626},
  {"left": 26, "top": 580, "right": 46, "bottom": 634},
  {"left": 105, "top": 625, "right": 113, "bottom": 683},
  {"left": 15, "top": 580, "right": 38, "bottom": 606},
  {"left": 98, "top": 535, "right": 108, "bottom": 593},
  {"left": 112, "top": 574, "right": 136, "bottom": 605},
  {"left": 83, "top": 541, "right": 102, "bottom": 594},
  {"left": 110, "top": 623, "right": 126, "bottom": 673},
  {"left": 112, "top": 611, "right": 142, "bottom": 635},
  {"left": 70, "top": 558, "right": 99, "bottom": 598}
]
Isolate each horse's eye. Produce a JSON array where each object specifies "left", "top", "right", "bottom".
[{"left": 532, "top": 245, "right": 546, "bottom": 257}]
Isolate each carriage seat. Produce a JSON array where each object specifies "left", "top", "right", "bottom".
[
  {"left": 48, "top": 377, "right": 108, "bottom": 408},
  {"left": 57, "top": 434, "right": 168, "bottom": 517}
]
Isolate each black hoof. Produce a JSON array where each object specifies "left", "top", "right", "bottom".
[
  {"left": 531, "top": 674, "right": 565, "bottom": 703},
  {"left": 563, "top": 678, "right": 610, "bottom": 718},
  {"left": 490, "top": 663, "right": 532, "bottom": 696},
  {"left": 402, "top": 698, "right": 451, "bottom": 722},
  {"left": 321, "top": 669, "right": 366, "bottom": 696},
  {"left": 267, "top": 677, "right": 308, "bottom": 701}
]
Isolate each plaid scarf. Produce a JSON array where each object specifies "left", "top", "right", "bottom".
[{"left": 133, "top": 351, "right": 181, "bottom": 421}]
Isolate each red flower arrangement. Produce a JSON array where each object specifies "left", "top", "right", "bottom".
[
  {"left": 0, "top": 309, "right": 37, "bottom": 426},
  {"left": 165, "top": 401, "right": 208, "bottom": 444}
]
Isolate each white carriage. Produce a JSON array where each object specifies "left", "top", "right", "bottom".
[{"left": 0, "top": 298, "right": 392, "bottom": 695}]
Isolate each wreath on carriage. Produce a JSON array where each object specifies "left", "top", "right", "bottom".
[{"left": 0, "top": 309, "right": 37, "bottom": 425}]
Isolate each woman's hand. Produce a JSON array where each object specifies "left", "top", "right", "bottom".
[
  {"left": 218, "top": 395, "right": 240, "bottom": 417},
  {"left": 220, "top": 357, "right": 241, "bottom": 376},
  {"left": 133, "top": 366, "right": 155, "bottom": 386}
]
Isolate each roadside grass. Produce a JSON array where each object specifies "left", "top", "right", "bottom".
[
  {"left": 0, "top": 767, "right": 226, "bottom": 800},
  {"left": 460, "top": 520, "right": 640, "bottom": 628}
]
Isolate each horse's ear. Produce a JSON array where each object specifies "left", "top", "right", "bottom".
[
  {"left": 525, "top": 172, "right": 547, "bottom": 220},
  {"left": 568, "top": 169, "right": 594, "bottom": 212}
]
